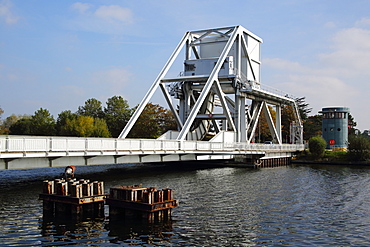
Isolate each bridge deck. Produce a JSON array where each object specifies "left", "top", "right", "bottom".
[{"left": 0, "top": 136, "right": 304, "bottom": 170}]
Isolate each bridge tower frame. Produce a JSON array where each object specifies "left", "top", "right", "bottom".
[{"left": 119, "top": 26, "right": 303, "bottom": 144}]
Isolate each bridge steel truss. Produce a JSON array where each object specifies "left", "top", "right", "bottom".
[
  {"left": 119, "top": 26, "right": 303, "bottom": 144},
  {"left": 0, "top": 26, "right": 305, "bottom": 170}
]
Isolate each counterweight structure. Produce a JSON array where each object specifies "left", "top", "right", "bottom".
[{"left": 119, "top": 26, "right": 303, "bottom": 144}]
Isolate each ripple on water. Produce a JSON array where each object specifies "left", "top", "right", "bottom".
[{"left": 2, "top": 164, "right": 370, "bottom": 245}]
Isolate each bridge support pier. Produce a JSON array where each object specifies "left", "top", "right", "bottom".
[
  {"left": 233, "top": 155, "right": 291, "bottom": 168},
  {"left": 256, "top": 157, "right": 291, "bottom": 168}
]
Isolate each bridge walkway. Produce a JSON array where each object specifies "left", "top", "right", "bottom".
[{"left": 0, "top": 136, "right": 304, "bottom": 170}]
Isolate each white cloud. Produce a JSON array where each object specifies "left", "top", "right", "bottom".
[
  {"left": 69, "top": 3, "right": 134, "bottom": 34},
  {"left": 71, "top": 2, "right": 92, "bottom": 14},
  {"left": 264, "top": 20, "right": 370, "bottom": 130},
  {"left": 0, "top": 0, "right": 19, "bottom": 25},
  {"left": 355, "top": 18, "right": 370, "bottom": 28},
  {"left": 94, "top": 5, "right": 133, "bottom": 25},
  {"left": 319, "top": 27, "right": 370, "bottom": 77}
]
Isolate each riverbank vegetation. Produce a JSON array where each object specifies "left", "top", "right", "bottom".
[
  {"left": 0, "top": 96, "right": 367, "bottom": 146},
  {"left": 0, "top": 96, "right": 177, "bottom": 138},
  {"left": 299, "top": 134, "right": 370, "bottom": 162}
]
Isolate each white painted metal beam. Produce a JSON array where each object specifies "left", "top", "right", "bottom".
[{"left": 118, "top": 32, "right": 191, "bottom": 139}]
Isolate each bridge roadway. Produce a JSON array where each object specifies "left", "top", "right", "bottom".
[{"left": 0, "top": 135, "right": 304, "bottom": 170}]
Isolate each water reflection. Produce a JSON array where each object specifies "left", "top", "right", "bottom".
[
  {"left": 40, "top": 217, "right": 107, "bottom": 246},
  {"left": 2, "top": 163, "right": 370, "bottom": 245},
  {"left": 107, "top": 218, "right": 175, "bottom": 245},
  {"left": 40, "top": 210, "right": 176, "bottom": 246}
]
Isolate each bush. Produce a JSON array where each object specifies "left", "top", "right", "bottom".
[
  {"left": 309, "top": 136, "right": 327, "bottom": 159},
  {"left": 348, "top": 135, "right": 370, "bottom": 161}
]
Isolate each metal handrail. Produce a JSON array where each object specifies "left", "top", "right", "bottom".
[{"left": 0, "top": 135, "right": 304, "bottom": 155}]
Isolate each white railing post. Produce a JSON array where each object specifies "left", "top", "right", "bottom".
[{"left": 5, "top": 136, "right": 9, "bottom": 152}]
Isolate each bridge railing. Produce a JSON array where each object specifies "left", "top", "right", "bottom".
[{"left": 0, "top": 136, "right": 304, "bottom": 155}]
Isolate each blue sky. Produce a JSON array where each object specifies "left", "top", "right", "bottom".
[{"left": 1, "top": 0, "right": 370, "bottom": 130}]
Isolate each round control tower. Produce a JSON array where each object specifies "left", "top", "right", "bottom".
[{"left": 319, "top": 107, "right": 350, "bottom": 150}]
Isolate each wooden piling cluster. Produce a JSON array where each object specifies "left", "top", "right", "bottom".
[
  {"left": 254, "top": 157, "right": 291, "bottom": 168},
  {"left": 106, "top": 185, "right": 178, "bottom": 222},
  {"left": 39, "top": 178, "right": 106, "bottom": 218}
]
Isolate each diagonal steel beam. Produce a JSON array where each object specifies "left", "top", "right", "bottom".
[
  {"left": 262, "top": 101, "right": 281, "bottom": 144},
  {"left": 177, "top": 27, "right": 240, "bottom": 140},
  {"left": 241, "top": 34, "right": 256, "bottom": 81},
  {"left": 212, "top": 79, "right": 236, "bottom": 131},
  {"left": 118, "top": 32, "right": 191, "bottom": 139},
  {"left": 247, "top": 101, "right": 263, "bottom": 143},
  {"left": 159, "top": 83, "right": 183, "bottom": 129}
]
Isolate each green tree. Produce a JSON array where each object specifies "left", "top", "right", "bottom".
[
  {"left": 308, "top": 136, "right": 327, "bottom": 159},
  {"left": 348, "top": 135, "right": 370, "bottom": 161},
  {"left": 304, "top": 115, "right": 322, "bottom": 140},
  {"left": 362, "top": 130, "right": 370, "bottom": 139},
  {"left": 0, "top": 106, "right": 4, "bottom": 134},
  {"left": 57, "top": 110, "right": 78, "bottom": 136},
  {"left": 1, "top": 114, "right": 25, "bottom": 135},
  {"left": 92, "top": 118, "right": 111, "bottom": 137},
  {"left": 29, "top": 108, "right": 56, "bottom": 135},
  {"left": 295, "top": 97, "right": 312, "bottom": 120},
  {"left": 128, "top": 103, "right": 177, "bottom": 139},
  {"left": 104, "top": 96, "right": 131, "bottom": 137},
  {"left": 348, "top": 113, "right": 357, "bottom": 136},
  {"left": 77, "top": 98, "right": 104, "bottom": 119},
  {"left": 9, "top": 117, "right": 32, "bottom": 135}
]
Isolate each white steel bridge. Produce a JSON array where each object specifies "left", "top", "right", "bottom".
[
  {"left": 0, "top": 26, "right": 305, "bottom": 170},
  {"left": 0, "top": 135, "right": 303, "bottom": 170}
]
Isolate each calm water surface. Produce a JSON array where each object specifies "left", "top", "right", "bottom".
[{"left": 1, "top": 163, "right": 370, "bottom": 246}]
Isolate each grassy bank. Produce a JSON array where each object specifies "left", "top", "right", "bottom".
[{"left": 293, "top": 149, "right": 370, "bottom": 165}]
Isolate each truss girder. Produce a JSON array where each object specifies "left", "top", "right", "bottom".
[
  {"left": 118, "top": 25, "right": 303, "bottom": 145},
  {"left": 176, "top": 26, "right": 240, "bottom": 140}
]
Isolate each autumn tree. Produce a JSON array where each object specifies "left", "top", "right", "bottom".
[
  {"left": 92, "top": 118, "right": 111, "bottom": 137},
  {"left": 256, "top": 105, "right": 276, "bottom": 142},
  {"left": 128, "top": 103, "right": 177, "bottom": 139},
  {"left": 104, "top": 96, "right": 132, "bottom": 137},
  {"left": 281, "top": 105, "right": 295, "bottom": 143},
  {"left": 62, "top": 115, "right": 111, "bottom": 137},
  {"left": 281, "top": 97, "right": 312, "bottom": 142}
]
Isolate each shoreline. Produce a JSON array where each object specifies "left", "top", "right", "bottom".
[{"left": 292, "top": 159, "right": 370, "bottom": 166}]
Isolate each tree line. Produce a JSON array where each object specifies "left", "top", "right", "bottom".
[
  {"left": 0, "top": 96, "right": 362, "bottom": 142},
  {"left": 0, "top": 96, "right": 177, "bottom": 138}
]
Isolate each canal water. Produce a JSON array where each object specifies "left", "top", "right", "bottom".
[{"left": 1, "top": 162, "right": 370, "bottom": 246}]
